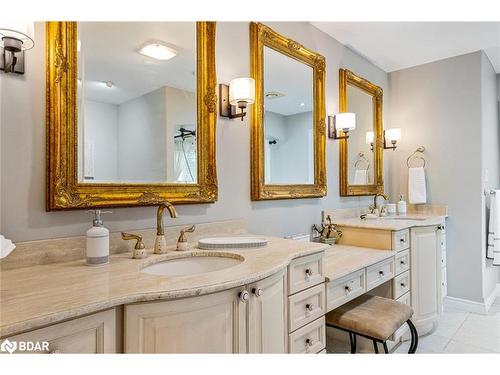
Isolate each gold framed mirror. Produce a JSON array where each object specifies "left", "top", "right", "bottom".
[
  {"left": 46, "top": 22, "right": 217, "bottom": 210},
  {"left": 339, "top": 69, "right": 384, "bottom": 196},
  {"left": 250, "top": 22, "right": 326, "bottom": 201}
]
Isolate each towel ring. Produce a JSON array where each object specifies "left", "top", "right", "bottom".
[
  {"left": 407, "top": 146, "right": 426, "bottom": 168},
  {"left": 354, "top": 152, "right": 370, "bottom": 171}
]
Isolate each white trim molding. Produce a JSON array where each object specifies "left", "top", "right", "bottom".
[{"left": 444, "top": 283, "right": 500, "bottom": 314}]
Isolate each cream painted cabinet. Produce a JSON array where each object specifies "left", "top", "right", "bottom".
[
  {"left": 410, "top": 225, "right": 443, "bottom": 333},
  {"left": 6, "top": 309, "right": 118, "bottom": 353},
  {"left": 247, "top": 270, "right": 287, "bottom": 353},
  {"left": 125, "top": 286, "right": 247, "bottom": 353}
]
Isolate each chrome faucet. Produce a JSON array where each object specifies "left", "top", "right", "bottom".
[{"left": 154, "top": 202, "right": 178, "bottom": 254}]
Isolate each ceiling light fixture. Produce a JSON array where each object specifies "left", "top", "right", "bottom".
[{"left": 139, "top": 42, "right": 177, "bottom": 61}]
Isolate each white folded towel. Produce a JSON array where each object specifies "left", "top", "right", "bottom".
[
  {"left": 0, "top": 235, "right": 16, "bottom": 259},
  {"left": 487, "top": 190, "right": 500, "bottom": 265},
  {"left": 408, "top": 167, "right": 427, "bottom": 204},
  {"left": 353, "top": 169, "right": 368, "bottom": 185}
]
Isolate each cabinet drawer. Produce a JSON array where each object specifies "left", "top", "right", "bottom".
[
  {"left": 441, "top": 249, "right": 447, "bottom": 269},
  {"left": 326, "top": 269, "right": 366, "bottom": 311},
  {"left": 288, "top": 283, "right": 326, "bottom": 332},
  {"left": 441, "top": 268, "right": 447, "bottom": 297},
  {"left": 440, "top": 234, "right": 446, "bottom": 250},
  {"left": 395, "top": 249, "right": 410, "bottom": 276},
  {"left": 393, "top": 229, "right": 410, "bottom": 252},
  {"left": 391, "top": 292, "right": 411, "bottom": 341},
  {"left": 393, "top": 270, "right": 410, "bottom": 299},
  {"left": 288, "top": 317, "right": 326, "bottom": 354},
  {"left": 288, "top": 252, "right": 324, "bottom": 295},
  {"left": 366, "top": 257, "right": 395, "bottom": 290}
]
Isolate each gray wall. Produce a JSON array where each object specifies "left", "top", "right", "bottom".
[
  {"left": 481, "top": 55, "right": 500, "bottom": 301},
  {"left": 0, "top": 21, "right": 388, "bottom": 243},
  {"left": 388, "top": 51, "right": 496, "bottom": 303}
]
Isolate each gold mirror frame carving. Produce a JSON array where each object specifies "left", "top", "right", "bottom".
[
  {"left": 339, "top": 68, "right": 384, "bottom": 196},
  {"left": 250, "top": 22, "right": 326, "bottom": 201},
  {"left": 46, "top": 22, "right": 218, "bottom": 210}
]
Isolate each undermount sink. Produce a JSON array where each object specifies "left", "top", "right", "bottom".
[
  {"left": 141, "top": 253, "right": 244, "bottom": 277},
  {"left": 198, "top": 237, "right": 268, "bottom": 250},
  {"left": 381, "top": 216, "right": 427, "bottom": 221}
]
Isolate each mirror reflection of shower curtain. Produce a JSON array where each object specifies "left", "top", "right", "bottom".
[{"left": 174, "top": 137, "right": 196, "bottom": 183}]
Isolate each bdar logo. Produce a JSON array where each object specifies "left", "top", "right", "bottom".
[{"left": 0, "top": 339, "right": 17, "bottom": 354}]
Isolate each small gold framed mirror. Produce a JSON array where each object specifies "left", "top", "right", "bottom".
[
  {"left": 46, "top": 22, "right": 218, "bottom": 210},
  {"left": 250, "top": 22, "right": 326, "bottom": 200},
  {"left": 338, "top": 69, "right": 384, "bottom": 196}
]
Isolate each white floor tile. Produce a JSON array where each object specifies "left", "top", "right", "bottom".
[
  {"left": 451, "top": 312, "right": 500, "bottom": 353},
  {"left": 443, "top": 339, "right": 496, "bottom": 354},
  {"left": 416, "top": 333, "right": 451, "bottom": 353}
]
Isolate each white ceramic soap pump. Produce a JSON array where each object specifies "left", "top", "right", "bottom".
[
  {"left": 154, "top": 202, "right": 178, "bottom": 254},
  {"left": 86, "top": 210, "right": 111, "bottom": 266}
]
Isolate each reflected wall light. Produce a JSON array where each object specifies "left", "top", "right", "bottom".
[
  {"left": 384, "top": 128, "right": 401, "bottom": 150},
  {"left": 366, "top": 131, "right": 374, "bottom": 151},
  {"left": 0, "top": 22, "right": 35, "bottom": 75},
  {"left": 328, "top": 113, "right": 356, "bottom": 140},
  {"left": 219, "top": 77, "right": 255, "bottom": 121}
]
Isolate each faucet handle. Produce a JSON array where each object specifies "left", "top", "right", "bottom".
[
  {"left": 121, "top": 232, "right": 147, "bottom": 259},
  {"left": 177, "top": 225, "right": 196, "bottom": 251}
]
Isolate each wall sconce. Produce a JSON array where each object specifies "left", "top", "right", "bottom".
[
  {"left": 366, "top": 131, "right": 374, "bottom": 151},
  {"left": 328, "top": 113, "right": 356, "bottom": 140},
  {"left": 219, "top": 77, "right": 255, "bottom": 121},
  {"left": 0, "top": 22, "right": 35, "bottom": 75},
  {"left": 384, "top": 128, "right": 401, "bottom": 150}
]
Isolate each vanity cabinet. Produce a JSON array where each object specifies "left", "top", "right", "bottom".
[
  {"left": 125, "top": 269, "right": 288, "bottom": 354},
  {"left": 410, "top": 225, "right": 444, "bottom": 332},
  {"left": 6, "top": 309, "right": 118, "bottom": 353}
]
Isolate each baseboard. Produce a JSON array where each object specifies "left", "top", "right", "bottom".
[{"left": 444, "top": 284, "right": 500, "bottom": 314}]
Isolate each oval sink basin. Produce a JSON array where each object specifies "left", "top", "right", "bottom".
[
  {"left": 141, "top": 254, "right": 244, "bottom": 277},
  {"left": 381, "top": 216, "right": 427, "bottom": 221}
]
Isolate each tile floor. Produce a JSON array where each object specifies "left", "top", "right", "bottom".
[{"left": 327, "top": 298, "right": 500, "bottom": 354}]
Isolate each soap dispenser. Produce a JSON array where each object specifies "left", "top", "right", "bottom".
[
  {"left": 397, "top": 194, "right": 407, "bottom": 216},
  {"left": 86, "top": 210, "right": 111, "bottom": 266}
]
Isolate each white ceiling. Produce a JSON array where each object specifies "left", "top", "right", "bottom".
[
  {"left": 311, "top": 22, "right": 500, "bottom": 73},
  {"left": 79, "top": 22, "right": 196, "bottom": 105}
]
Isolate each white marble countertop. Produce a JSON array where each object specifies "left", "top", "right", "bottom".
[
  {"left": 0, "top": 236, "right": 328, "bottom": 338},
  {"left": 323, "top": 245, "right": 396, "bottom": 281},
  {"left": 333, "top": 214, "right": 447, "bottom": 231}
]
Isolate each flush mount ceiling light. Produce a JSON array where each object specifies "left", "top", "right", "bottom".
[
  {"left": 265, "top": 91, "right": 285, "bottom": 99},
  {"left": 139, "top": 42, "right": 177, "bottom": 61},
  {"left": 0, "top": 22, "right": 35, "bottom": 75}
]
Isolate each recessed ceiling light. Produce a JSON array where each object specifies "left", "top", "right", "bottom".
[
  {"left": 300, "top": 102, "right": 305, "bottom": 106},
  {"left": 139, "top": 42, "right": 177, "bottom": 61},
  {"left": 104, "top": 81, "right": 114, "bottom": 88},
  {"left": 265, "top": 91, "right": 285, "bottom": 99}
]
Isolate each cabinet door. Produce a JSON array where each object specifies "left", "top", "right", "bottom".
[
  {"left": 410, "top": 226, "right": 442, "bottom": 328},
  {"left": 125, "top": 287, "right": 247, "bottom": 353},
  {"left": 7, "top": 309, "right": 117, "bottom": 353},
  {"left": 247, "top": 270, "right": 287, "bottom": 353}
]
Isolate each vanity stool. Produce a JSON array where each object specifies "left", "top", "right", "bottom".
[{"left": 325, "top": 294, "right": 418, "bottom": 354}]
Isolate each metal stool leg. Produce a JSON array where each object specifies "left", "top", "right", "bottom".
[
  {"left": 349, "top": 332, "right": 357, "bottom": 353},
  {"left": 373, "top": 341, "right": 379, "bottom": 354},
  {"left": 383, "top": 342, "right": 389, "bottom": 354},
  {"left": 407, "top": 319, "right": 418, "bottom": 354}
]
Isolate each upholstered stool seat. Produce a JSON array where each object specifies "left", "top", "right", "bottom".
[{"left": 326, "top": 294, "right": 418, "bottom": 354}]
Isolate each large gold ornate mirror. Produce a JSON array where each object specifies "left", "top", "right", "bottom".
[
  {"left": 250, "top": 22, "right": 326, "bottom": 200},
  {"left": 339, "top": 69, "right": 383, "bottom": 196},
  {"left": 46, "top": 22, "right": 217, "bottom": 210}
]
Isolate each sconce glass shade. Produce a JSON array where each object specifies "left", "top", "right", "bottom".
[
  {"left": 0, "top": 22, "right": 35, "bottom": 51},
  {"left": 229, "top": 77, "right": 255, "bottom": 106},
  {"left": 335, "top": 113, "right": 356, "bottom": 132},
  {"left": 366, "top": 131, "right": 374, "bottom": 144},
  {"left": 385, "top": 128, "right": 402, "bottom": 142}
]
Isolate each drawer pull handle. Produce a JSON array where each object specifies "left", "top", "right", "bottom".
[
  {"left": 305, "top": 268, "right": 314, "bottom": 277},
  {"left": 379, "top": 270, "right": 385, "bottom": 277},
  {"left": 305, "top": 338, "right": 314, "bottom": 347},
  {"left": 239, "top": 290, "right": 250, "bottom": 302},
  {"left": 252, "top": 288, "right": 263, "bottom": 297},
  {"left": 306, "top": 303, "right": 314, "bottom": 312},
  {"left": 400, "top": 238, "right": 406, "bottom": 243},
  {"left": 344, "top": 285, "right": 351, "bottom": 293},
  {"left": 400, "top": 260, "right": 406, "bottom": 265},
  {"left": 400, "top": 282, "right": 406, "bottom": 288}
]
